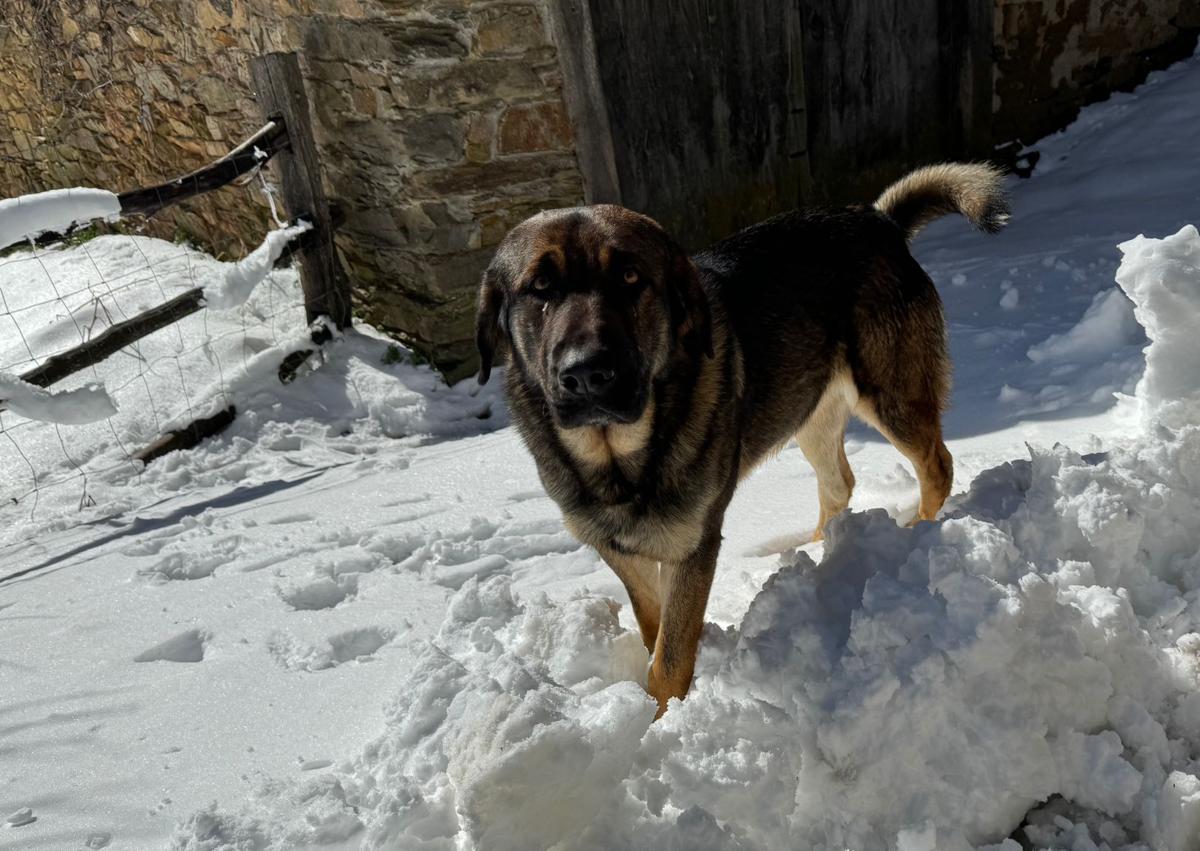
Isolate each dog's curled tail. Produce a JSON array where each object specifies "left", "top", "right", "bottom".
[{"left": 874, "top": 162, "right": 1010, "bottom": 242}]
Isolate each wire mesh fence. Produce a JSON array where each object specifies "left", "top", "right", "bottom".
[
  {"left": 0, "top": 52, "right": 348, "bottom": 553},
  {"left": 0, "top": 175, "right": 308, "bottom": 537}
]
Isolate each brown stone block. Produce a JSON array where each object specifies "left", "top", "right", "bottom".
[
  {"left": 465, "top": 110, "right": 496, "bottom": 163},
  {"left": 205, "top": 116, "right": 224, "bottom": 140},
  {"left": 471, "top": 4, "right": 548, "bottom": 56},
  {"left": 497, "top": 101, "right": 572, "bottom": 154},
  {"left": 350, "top": 86, "right": 380, "bottom": 117},
  {"left": 307, "top": 59, "right": 352, "bottom": 82},
  {"left": 467, "top": 174, "right": 584, "bottom": 218},
  {"left": 348, "top": 65, "right": 388, "bottom": 88},
  {"left": 411, "top": 152, "right": 578, "bottom": 196},
  {"left": 193, "top": 75, "right": 240, "bottom": 112},
  {"left": 389, "top": 58, "right": 545, "bottom": 109},
  {"left": 167, "top": 117, "right": 195, "bottom": 138},
  {"left": 305, "top": 16, "right": 467, "bottom": 64},
  {"left": 401, "top": 112, "right": 467, "bottom": 165},
  {"left": 477, "top": 199, "right": 572, "bottom": 247},
  {"left": 169, "top": 137, "right": 207, "bottom": 156}
]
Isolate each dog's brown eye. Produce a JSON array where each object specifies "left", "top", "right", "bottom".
[
  {"left": 531, "top": 277, "right": 551, "bottom": 292},
  {"left": 623, "top": 269, "right": 640, "bottom": 285}
]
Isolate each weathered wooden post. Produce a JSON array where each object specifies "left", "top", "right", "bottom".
[{"left": 249, "top": 51, "right": 352, "bottom": 329}]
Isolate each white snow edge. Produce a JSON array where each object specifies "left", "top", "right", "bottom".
[
  {"left": 202, "top": 221, "right": 312, "bottom": 310},
  {"left": 0, "top": 188, "right": 121, "bottom": 251},
  {"left": 0, "top": 372, "right": 118, "bottom": 425}
]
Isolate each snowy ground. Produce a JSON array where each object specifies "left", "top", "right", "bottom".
[{"left": 3, "top": 49, "right": 1200, "bottom": 851}]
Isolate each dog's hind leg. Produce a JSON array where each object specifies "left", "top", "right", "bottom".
[
  {"left": 796, "top": 374, "right": 857, "bottom": 541},
  {"left": 857, "top": 395, "right": 952, "bottom": 523},
  {"left": 599, "top": 548, "right": 662, "bottom": 653}
]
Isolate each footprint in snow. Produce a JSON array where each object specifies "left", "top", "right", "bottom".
[
  {"left": 85, "top": 832, "right": 113, "bottom": 849},
  {"left": 267, "top": 512, "right": 316, "bottom": 525},
  {"left": 278, "top": 574, "right": 358, "bottom": 611},
  {"left": 133, "top": 629, "right": 210, "bottom": 663},
  {"left": 268, "top": 626, "right": 396, "bottom": 672}
]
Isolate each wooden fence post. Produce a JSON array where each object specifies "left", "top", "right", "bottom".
[{"left": 250, "top": 52, "right": 352, "bottom": 329}]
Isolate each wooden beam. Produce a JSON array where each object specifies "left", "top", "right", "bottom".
[
  {"left": 20, "top": 288, "right": 206, "bottom": 388},
  {"left": 250, "top": 53, "right": 352, "bottom": 329},
  {"left": 544, "top": 0, "right": 622, "bottom": 204},
  {"left": 117, "top": 120, "right": 289, "bottom": 219},
  {"left": 132, "top": 405, "right": 237, "bottom": 464}
]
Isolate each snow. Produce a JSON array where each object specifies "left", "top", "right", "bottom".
[
  {"left": 202, "top": 221, "right": 312, "bottom": 311},
  {"left": 0, "top": 372, "right": 118, "bottom": 424},
  {"left": 1026, "top": 288, "right": 1140, "bottom": 367},
  {"left": 0, "top": 187, "right": 121, "bottom": 251},
  {"left": 4, "top": 47, "right": 1200, "bottom": 851},
  {"left": 167, "top": 392, "right": 1200, "bottom": 849},
  {"left": 1115, "top": 224, "right": 1200, "bottom": 430}
]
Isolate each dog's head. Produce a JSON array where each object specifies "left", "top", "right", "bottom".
[{"left": 475, "top": 205, "right": 712, "bottom": 429}]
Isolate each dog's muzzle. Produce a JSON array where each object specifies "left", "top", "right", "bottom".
[{"left": 553, "top": 349, "right": 644, "bottom": 427}]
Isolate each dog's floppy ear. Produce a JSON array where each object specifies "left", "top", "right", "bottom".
[
  {"left": 475, "top": 266, "right": 507, "bottom": 384},
  {"left": 669, "top": 252, "right": 714, "bottom": 359}
]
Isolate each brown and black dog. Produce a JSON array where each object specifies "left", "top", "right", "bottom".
[{"left": 475, "top": 163, "right": 1009, "bottom": 715}]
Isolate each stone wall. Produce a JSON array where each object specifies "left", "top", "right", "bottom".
[
  {"left": 0, "top": 0, "right": 342, "bottom": 256},
  {"left": 0, "top": 0, "right": 584, "bottom": 381},
  {"left": 303, "top": 6, "right": 583, "bottom": 379},
  {"left": 993, "top": 0, "right": 1200, "bottom": 146}
]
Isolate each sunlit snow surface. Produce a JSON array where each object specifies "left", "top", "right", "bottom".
[{"left": 3, "top": 49, "right": 1200, "bottom": 851}]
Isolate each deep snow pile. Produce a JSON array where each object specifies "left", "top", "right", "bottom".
[
  {"left": 173, "top": 225, "right": 1200, "bottom": 850},
  {"left": 1115, "top": 226, "right": 1200, "bottom": 431}
]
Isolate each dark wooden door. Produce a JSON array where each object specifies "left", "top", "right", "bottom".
[{"left": 549, "top": 0, "right": 991, "bottom": 249}]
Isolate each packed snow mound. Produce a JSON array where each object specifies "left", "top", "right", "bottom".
[
  {"left": 0, "top": 186, "right": 120, "bottom": 250},
  {"left": 1116, "top": 224, "right": 1200, "bottom": 429},
  {"left": 172, "top": 226, "right": 1200, "bottom": 851},
  {"left": 0, "top": 372, "right": 117, "bottom": 424},
  {"left": 202, "top": 221, "right": 312, "bottom": 310},
  {"left": 1025, "top": 287, "right": 1140, "bottom": 366}
]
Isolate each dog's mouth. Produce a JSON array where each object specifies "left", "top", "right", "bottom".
[{"left": 552, "top": 387, "right": 648, "bottom": 429}]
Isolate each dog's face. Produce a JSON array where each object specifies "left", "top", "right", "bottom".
[{"left": 475, "top": 205, "right": 711, "bottom": 429}]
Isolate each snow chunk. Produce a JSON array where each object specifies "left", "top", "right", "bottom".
[
  {"left": 202, "top": 221, "right": 311, "bottom": 310},
  {"left": 5, "top": 807, "right": 36, "bottom": 827},
  {"left": 0, "top": 187, "right": 120, "bottom": 250},
  {"left": 1157, "top": 771, "right": 1200, "bottom": 851},
  {"left": 1050, "top": 730, "right": 1142, "bottom": 814},
  {"left": 1026, "top": 288, "right": 1139, "bottom": 364},
  {"left": 1116, "top": 223, "right": 1200, "bottom": 427},
  {"left": 0, "top": 372, "right": 117, "bottom": 424}
]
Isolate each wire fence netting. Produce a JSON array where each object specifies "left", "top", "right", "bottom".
[{"left": 0, "top": 177, "right": 306, "bottom": 535}]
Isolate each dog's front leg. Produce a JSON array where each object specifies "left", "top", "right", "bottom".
[
  {"left": 598, "top": 547, "right": 662, "bottom": 654},
  {"left": 648, "top": 531, "right": 721, "bottom": 718}
]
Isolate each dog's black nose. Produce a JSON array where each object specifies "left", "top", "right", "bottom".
[{"left": 559, "top": 353, "right": 617, "bottom": 398}]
